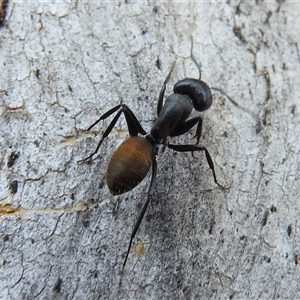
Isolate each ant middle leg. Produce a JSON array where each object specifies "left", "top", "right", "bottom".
[
  {"left": 79, "top": 104, "right": 146, "bottom": 162},
  {"left": 167, "top": 143, "right": 227, "bottom": 190}
]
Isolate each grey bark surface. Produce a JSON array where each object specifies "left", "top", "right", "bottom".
[{"left": 1, "top": 2, "right": 299, "bottom": 299}]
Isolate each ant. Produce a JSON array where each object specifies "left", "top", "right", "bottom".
[{"left": 81, "top": 55, "right": 227, "bottom": 273}]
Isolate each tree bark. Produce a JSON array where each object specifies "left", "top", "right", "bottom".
[{"left": 1, "top": 1, "right": 299, "bottom": 299}]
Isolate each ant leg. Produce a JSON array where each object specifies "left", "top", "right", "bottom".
[
  {"left": 79, "top": 105, "right": 146, "bottom": 162},
  {"left": 79, "top": 109, "right": 123, "bottom": 162},
  {"left": 157, "top": 62, "right": 176, "bottom": 116},
  {"left": 170, "top": 116, "right": 203, "bottom": 144},
  {"left": 122, "top": 157, "right": 157, "bottom": 273},
  {"left": 122, "top": 105, "right": 147, "bottom": 136},
  {"left": 167, "top": 144, "right": 227, "bottom": 189},
  {"left": 88, "top": 104, "right": 146, "bottom": 136},
  {"left": 193, "top": 117, "right": 202, "bottom": 145},
  {"left": 169, "top": 116, "right": 200, "bottom": 137},
  {"left": 86, "top": 104, "right": 123, "bottom": 131}
]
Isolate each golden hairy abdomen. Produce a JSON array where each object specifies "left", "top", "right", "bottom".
[{"left": 107, "top": 137, "right": 153, "bottom": 195}]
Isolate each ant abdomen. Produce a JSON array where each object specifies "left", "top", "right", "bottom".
[
  {"left": 174, "top": 78, "right": 212, "bottom": 112},
  {"left": 107, "top": 137, "right": 153, "bottom": 195}
]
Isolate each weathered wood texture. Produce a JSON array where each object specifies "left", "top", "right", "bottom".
[{"left": 1, "top": 2, "right": 299, "bottom": 299}]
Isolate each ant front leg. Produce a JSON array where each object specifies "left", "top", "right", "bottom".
[
  {"left": 157, "top": 62, "right": 176, "bottom": 116},
  {"left": 170, "top": 116, "right": 203, "bottom": 145},
  {"left": 167, "top": 143, "right": 227, "bottom": 190}
]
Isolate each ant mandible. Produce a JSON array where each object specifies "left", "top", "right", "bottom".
[{"left": 81, "top": 55, "right": 226, "bottom": 273}]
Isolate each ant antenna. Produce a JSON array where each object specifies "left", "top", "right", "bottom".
[
  {"left": 190, "top": 36, "right": 241, "bottom": 108},
  {"left": 190, "top": 36, "right": 202, "bottom": 80},
  {"left": 211, "top": 87, "right": 239, "bottom": 107}
]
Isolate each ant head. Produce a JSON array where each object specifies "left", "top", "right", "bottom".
[{"left": 174, "top": 78, "right": 212, "bottom": 112}]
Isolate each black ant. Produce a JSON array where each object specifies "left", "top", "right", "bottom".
[{"left": 81, "top": 56, "right": 227, "bottom": 273}]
